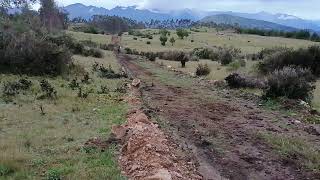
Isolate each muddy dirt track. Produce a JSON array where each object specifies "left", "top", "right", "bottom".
[{"left": 117, "top": 53, "right": 320, "bottom": 180}]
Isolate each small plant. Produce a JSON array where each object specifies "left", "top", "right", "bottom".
[
  {"left": 98, "top": 85, "right": 109, "bottom": 94},
  {"left": 77, "top": 87, "right": 90, "bottom": 99},
  {"left": 99, "top": 44, "right": 115, "bottom": 51},
  {"left": 99, "top": 65, "right": 123, "bottom": 79},
  {"left": 169, "top": 37, "right": 175, "bottom": 46},
  {"left": 2, "top": 82, "right": 21, "bottom": 96},
  {"left": 196, "top": 64, "right": 211, "bottom": 76},
  {"left": 124, "top": 47, "right": 133, "bottom": 54},
  {"left": 83, "top": 48, "right": 103, "bottom": 58},
  {"left": 81, "top": 72, "right": 91, "bottom": 84},
  {"left": 47, "top": 169, "right": 61, "bottom": 180},
  {"left": 92, "top": 62, "right": 99, "bottom": 72},
  {"left": 0, "top": 164, "right": 15, "bottom": 176},
  {"left": 115, "top": 82, "right": 127, "bottom": 93},
  {"left": 68, "top": 78, "right": 79, "bottom": 90},
  {"left": 220, "top": 50, "right": 233, "bottom": 65},
  {"left": 133, "top": 37, "right": 138, "bottom": 40},
  {"left": 39, "top": 80, "right": 57, "bottom": 99},
  {"left": 18, "top": 79, "right": 32, "bottom": 90},
  {"left": 191, "top": 40, "right": 194, "bottom": 43}
]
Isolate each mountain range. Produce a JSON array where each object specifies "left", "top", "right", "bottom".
[{"left": 62, "top": 3, "right": 320, "bottom": 31}]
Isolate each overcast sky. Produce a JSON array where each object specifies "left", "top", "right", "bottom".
[{"left": 56, "top": 0, "right": 320, "bottom": 20}]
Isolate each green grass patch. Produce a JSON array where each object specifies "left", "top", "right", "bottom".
[
  {"left": 0, "top": 51, "right": 128, "bottom": 179},
  {"left": 259, "top": 133, "right": 320, "bottom": 172}
]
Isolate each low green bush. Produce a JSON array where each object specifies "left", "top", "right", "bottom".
[
  {"left": 264, "top": 67, "right": 315, "bottom": 101},
  {"left": 196, "top": 64, "right": 211, "bottom": 76}
]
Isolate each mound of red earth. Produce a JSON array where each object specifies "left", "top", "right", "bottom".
[{"left": 111, "top": 81, "right": 201, "bottom": 179}]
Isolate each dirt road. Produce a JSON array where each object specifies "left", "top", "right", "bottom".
[{"left": 117, "top": 53, "right": 320, "bottom": 180}]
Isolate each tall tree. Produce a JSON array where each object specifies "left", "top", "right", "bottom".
[{"left": 39, "top": 0, "right": 67, "bottom": 32}]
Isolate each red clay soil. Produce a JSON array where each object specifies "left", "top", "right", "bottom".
[
  {"left": 116, "top": 53, "right": 320, "bottom": 180},
  {"left": 112, "top": 82, "right": 201, "bottom": 179}
]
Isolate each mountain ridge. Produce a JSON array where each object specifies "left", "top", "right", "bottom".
[{"left": 63, "top": 3, "right": 320, "bottom": 31}]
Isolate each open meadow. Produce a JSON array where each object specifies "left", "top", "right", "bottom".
[{"left": 0, "top": 49, "right": 128, "bottom": 179}]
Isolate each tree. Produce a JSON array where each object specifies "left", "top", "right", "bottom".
[
  {"left": 311, "top": 33, "right": 320, "bottom": 42},
  {"left": 177, "top": 52, "right": 189, "bottom": 68},
  {"left": 176, "top": 28, "right": 189, "bottom": 39},
  {"left": 169, "top": 37, "right": 175, "bottom": 46},
  {"left": 159, "top": 29, "right": 170, "bottom": 36},
  {"left": 39, "top": 0, "right": 67, "bottom": 32},
  {"left": 1, "top": 0, "right": 37, "bottom": 9},
  {"left": 160, "top": 35, "right": 168, "bottom": 46}
]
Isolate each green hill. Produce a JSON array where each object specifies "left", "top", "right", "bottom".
[{"left": 201, "top": 14, "right": 297, "bottom": 32}]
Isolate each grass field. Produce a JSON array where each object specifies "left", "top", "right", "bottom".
[
  {"left": 120, "top": 28, "right": 319, "bottom": 54},
  {"left": 0, "top": 50, "right": 127, "bottom": 179}
]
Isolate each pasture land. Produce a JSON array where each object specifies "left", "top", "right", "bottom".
[{"left": 0, "top": 50, "right": 127, "bottom": 179}]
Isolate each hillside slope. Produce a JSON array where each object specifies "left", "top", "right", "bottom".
[{"left": 201, "top": 14, "right": 297, "bottom": 31}]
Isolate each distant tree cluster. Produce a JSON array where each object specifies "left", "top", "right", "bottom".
[
  {"left": 89, "top": 15, "right": 145, "bottom": 34},
  {"left": 145, "top": 19, "right": 194, "bottom": 29},
  {"left": 236, "top": 28, "right": 320, "bottom": 42},
  {"left": 176, "top": 28, "right": 189, "bottom": 39}
]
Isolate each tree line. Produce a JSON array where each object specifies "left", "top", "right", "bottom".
[{"left": 236, "top": 28, "right": 320, "bottom": 42}]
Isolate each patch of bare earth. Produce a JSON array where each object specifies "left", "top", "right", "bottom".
[
  {"left": 112, "top": 80, "right": 201, "bottom": 179},
  {"left": 116, "top": 53, "right": 320, "bottom": 180}
]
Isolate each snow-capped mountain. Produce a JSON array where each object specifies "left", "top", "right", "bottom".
[{"left": 63, "top": 3, "right": 320, "bottom": 31}]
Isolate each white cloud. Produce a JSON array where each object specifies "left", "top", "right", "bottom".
[{"left": 56, "top": 0, "right": 320, "bottom": 20}]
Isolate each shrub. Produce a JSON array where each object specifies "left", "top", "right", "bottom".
[
  {"left": 191, "top": 40, "right": 194, "bottom": 43},
  {"left": 46, "top": 34, "right": 85, "bottom": 55},
  {"left": 192, "top": 48, "right": 219, "bottom": 60},
  {"left": 146, "top": 41, "right": 151, "bottom": 45},
  {"left": 220, "top": 50, "right": 233, "bottom": 65},
  {"left": 2, "top": 79, "right": 33, "bottom": 97},
  {"left": 158, "top": 51, "right": 186, "bottom": 61},
  {"left": 39, "top": 80, "right": 57, "bottom": 99},
  {"left": 79, "top": 40, "right": 98, "bottom": 48},
  {"left": 160, "top": 35, "right": 168, "bottom": 46},
  {"left": 98, "top": 85, "right": 109, "bottom": 94},
  {"left": 84, "top": 26, "right": 99, "bottom": 34},
  {"left": 196, "top": 64, "right": 211, "bottom": 76},
  {"left": 69, "top": 78, "right": 79, "bottom": 90},
  {"left": 176, "top": 28, "right": 189, "bottom": 39},
  {"left": 124, "top": 47, "right": 133, "bottom": 54},
  {"left": 225, "top": 73, "right": 265, "bottom": 89},
  {"left": 1, "top": 32, "right": 72, "bottom": 76},
  {"left": 145, "top": 52, "right": 157, "bottom": 61},
  {"left": 133, "top": 37, "right": 138, "bottom": 40},
  {"left": 169, "top": 37, "right": 175, "bottom": 46},
  {"left": 264, "top": 67, "right": 315, "bottom": 101},
  {"left": 257, "top": 47, "right": 289, "bottom": 60},
  {"left": 258, "top": 45, "right": 320, "bottom": 76},
  {"left": 177, "top": 52, "right": 190, "bottom": 68},
  {"left": 100, "top": 44, "right": 115, "bottom": 51},
  {"left": 98, "top": 65, "right": 124, "bottom": 79},
  {"left": 227, "top": 60, "right": 246, "bottom": 71},
  {"left": 83, "top": 48, "right": 103, "bottom": 58},
  {"left": 2, "top": 82, "right": 21, "bottom": 96}
]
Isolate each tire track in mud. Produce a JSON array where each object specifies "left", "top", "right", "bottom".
[{"left": 117, "top": 53, "right": 319, "bottom": 180}]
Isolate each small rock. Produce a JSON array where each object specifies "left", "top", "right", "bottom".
[
  {"left": 294, "top": 120, "right": 302, "bottom": 124},
  {"left": 132, "top": 79, "right": 141, "bottom": 87},
  {"left": 146, "top": 169, "right": 172, "bottom": 180},
  {"left": 305, "top": 125, "right": 320, "bottom": 136}
]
